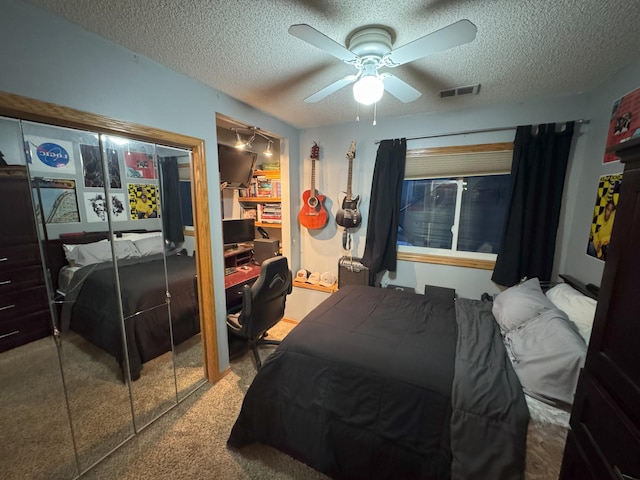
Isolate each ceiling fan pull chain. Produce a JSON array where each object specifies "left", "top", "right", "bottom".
[
  {"left": 356, "top": 102, "right": 360, "bottom": 122},
  {"left": 373, "top": 102, "right": 377, "bottom": 126}
]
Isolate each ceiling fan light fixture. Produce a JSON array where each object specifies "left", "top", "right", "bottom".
[{"left": 353, "top": 74, "right": 384, "bottom": 105}]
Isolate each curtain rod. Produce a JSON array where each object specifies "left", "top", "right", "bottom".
[{"left": 374, "top": 119, "right": 590, "bottom": 144}]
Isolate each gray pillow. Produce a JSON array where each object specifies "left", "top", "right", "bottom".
[{"left": 492, "top": 277, "right": 556, "bottom": 332}]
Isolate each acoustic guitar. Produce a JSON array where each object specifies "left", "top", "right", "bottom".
[
  {"left": 298, "top": 141, "right": 328, "bottom": 229},
  {"left": 335, "top": 141, "right": 361, "bottom": 228}
]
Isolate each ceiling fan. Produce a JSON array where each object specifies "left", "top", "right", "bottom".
[{"left": 288, "top": 20, "right": 477, "bottom": 106}]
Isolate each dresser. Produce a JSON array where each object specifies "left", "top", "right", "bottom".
[
  {"left": 559, "top": 137, "right": 640, "bottom": 479},
  {"left": 0, "top": 167, "right": 51, "bottom": 352}
]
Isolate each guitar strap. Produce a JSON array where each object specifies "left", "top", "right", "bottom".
[{"left": 342, "top": 229, "right": 352, "bottom": 251}]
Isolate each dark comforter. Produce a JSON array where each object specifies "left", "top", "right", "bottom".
[
  {"left": 61, "top": 253, "right": 199, "bottom": 379},
  {"left": 228, "top": 285, "right": 529, "bottom": 480}
]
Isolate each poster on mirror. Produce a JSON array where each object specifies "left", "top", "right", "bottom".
[
  {"left": 83, "top": 191, "right": 127, "bottom": 222},
  {"left": 124, "top": 151, "right": 156, "bottom": 179},
  {"left": 80, "top": 144, "right": 122, "bottom": 188},
  {"left": 586, "top": 173, "right": 622, "bottom": 261},
  {"left": 127, "top": 183, "right": 159, "bottom": 219},
  {"left": 23, "top": 136, "right": 76, "bottom": 175},
  {"left": 31, "top": 178, "right": 80, "bottom": 224}
]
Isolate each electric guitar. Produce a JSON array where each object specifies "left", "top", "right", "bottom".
[
  {"left": 298, "top": 142, "right": 328, "bottom": 229},
  {"left": 335, "top": 141, "right": 361, "bottom": 228}
]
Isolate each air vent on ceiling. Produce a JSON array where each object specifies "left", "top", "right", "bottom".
[{"left": 440, "top": 84, "right": 481, "bottom": 98}]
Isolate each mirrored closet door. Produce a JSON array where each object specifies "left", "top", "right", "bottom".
[
  {"left": 0, "top": 113, "right": 207, "bottom": 478},
  {"left": 0, "top": 117, "right": 78, "bottom": 479}
]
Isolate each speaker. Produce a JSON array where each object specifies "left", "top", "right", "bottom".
[
  {"left": 338, "top": 256, "right": 373, "bottom": 288},
  {"left": 253, "top": 238, "right": 280, "bottom": 265}
]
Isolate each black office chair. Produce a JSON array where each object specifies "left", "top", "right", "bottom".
[{"left": 226, "top": 256, "right": 292, "bottom": 369}]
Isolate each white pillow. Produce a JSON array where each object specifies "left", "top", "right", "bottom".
[
  {"left": 134, "top": 236, "right": 165, "bottom": 256},
  {"left": 116, "top": 231, "right": 162, "bottom": 242},
  {"left": 492, "top": 277, "right": 556, "bottom": 332},
  {"left": 545, "top": 283, "right": 597, "bottom": 343},
  {"left": 64, "top": 239, "right": 140, "bottom": 267},
  {"left": 63, "top": 239, "right": 108, "bottom": 261}
]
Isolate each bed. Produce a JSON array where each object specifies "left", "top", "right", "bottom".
[
  {"left": 48, "top": 231, "right": 199, "bottom": 380},
  {"left": 228, "top": 284, "right": 530, "bottom": 479}
]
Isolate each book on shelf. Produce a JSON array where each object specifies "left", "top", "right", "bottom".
[
  {"left": 237, "top": 175, "right": 281, "bottom": 199},
  {"left": 256, "top": 203, "right": 282, "bottom": 223}
]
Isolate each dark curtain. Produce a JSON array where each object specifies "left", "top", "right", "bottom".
[
  {"left": 361, "top": 138, "right": 407, "bottom": 276},
  {"left": 491, "top": 122, "right": 575, "bottom": 287},
  {"left": 159, "top": 156, "right": 185, "bottom": 246}
]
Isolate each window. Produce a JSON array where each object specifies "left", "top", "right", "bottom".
[{"left": 397, "top": 143, "right": 513, "bottom": 266}]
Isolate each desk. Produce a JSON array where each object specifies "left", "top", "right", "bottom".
[
  {"left": 224, "top": 243, "right": 253, "bottom": 268},
  {"left": 224, "top": 264, "right": 260, "bottom": 312}
]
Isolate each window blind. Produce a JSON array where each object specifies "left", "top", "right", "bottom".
[{"left": 405, "top": 142, "right": 513, "bottom": 179}]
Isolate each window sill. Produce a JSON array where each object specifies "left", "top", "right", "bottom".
[{"left": 396, "top": 252, "right": 495, "bottom": 270}]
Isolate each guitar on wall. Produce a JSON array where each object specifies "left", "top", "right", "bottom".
[
  {"left": 335, "top": 141, "right": 361, "bottom": 229},
  {"left": 298, "top": 141, "right": 328, "bottom": 229}
]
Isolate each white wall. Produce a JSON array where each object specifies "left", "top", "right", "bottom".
[
  {"left": 293, "top": 94, "right": 592, "bottom": 301},
  {"left": 0, "top": 0, "right": 300, "bottom": 371}
]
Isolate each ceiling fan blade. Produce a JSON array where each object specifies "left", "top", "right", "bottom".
[
  {"left": 381, "top": 73, "right": 422, "bottom": 103},
  {"left": 304, "top": 75, "right": 357, "bottom": 103},
  {"left": 289, "top": 24, "right": 358, "bottom": 63},
  {"left": 386, "top": 19, "right": 477, "bottom": 66}
]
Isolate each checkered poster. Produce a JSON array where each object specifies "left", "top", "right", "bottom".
[
  {"left": 586, "top": 173, "right": 622, "bottom": 261},
  {"left": 127, "top": 183, "right": 160, "bottom": 220}
]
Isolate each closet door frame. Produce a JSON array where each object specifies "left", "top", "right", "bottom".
[{"left": 0, "top": 91, "right": 221, "bottom": 382}]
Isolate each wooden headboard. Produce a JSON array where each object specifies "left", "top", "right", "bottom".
[{"left": 559, "top": 274, "right": 600, "bottom": 300}]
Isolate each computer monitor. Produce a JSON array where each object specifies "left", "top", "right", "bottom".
[{"left": 222, "top": 218, "right": 255, "bottom": 248}]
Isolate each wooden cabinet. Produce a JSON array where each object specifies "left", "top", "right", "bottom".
[
  {"left": 560, "top": 137, "right": 640, "bottom": 480},
  {"left": 0, "top": 167, "right": 51, "bottom": 352}
]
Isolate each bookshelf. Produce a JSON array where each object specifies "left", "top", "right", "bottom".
[{"left": 238, "top": 170, "right": 283, "bottom": 230}]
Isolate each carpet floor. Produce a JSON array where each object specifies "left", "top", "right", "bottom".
[{"left": 2, "top": 319, "right": 569, "bottom": 479}]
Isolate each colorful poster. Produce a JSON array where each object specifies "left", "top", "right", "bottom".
[
  {"left": 84, "top": 191, "right": 128, "bottom": 222},
  {"left": 127, "top": 183, "right": 159, "bottom": 220},
  {"left": 31, "top": 178, "right": 80, "bottom": 224},
  {"left": 23, "top": 136, "right": 76, "bottom": 175},
  {"left": 603, "top": 86, "right": 640, "bottom": 163},
  {"left": 80, "top": 144, "right": 122, "bottom": 188},
  {"left": 124, "top": 151, "right": 156, "bottom": 179},
  {"left": 586, "top": 173, "right": 622, "bottom": 261}
]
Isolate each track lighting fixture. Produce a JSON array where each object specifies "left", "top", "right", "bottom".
[
  {"left": 234, "top": 131, "right": 246, "bottom": 149},
  {"left": 263, "top": 140, "right": 274, "bottom": 157},
  {"left": 231, "top": 126, "right": 275, "bottom": 157}
]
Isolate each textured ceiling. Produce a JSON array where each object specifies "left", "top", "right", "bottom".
[{"left": 23, "top": 0, "right": 640, "bottom": 129}]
